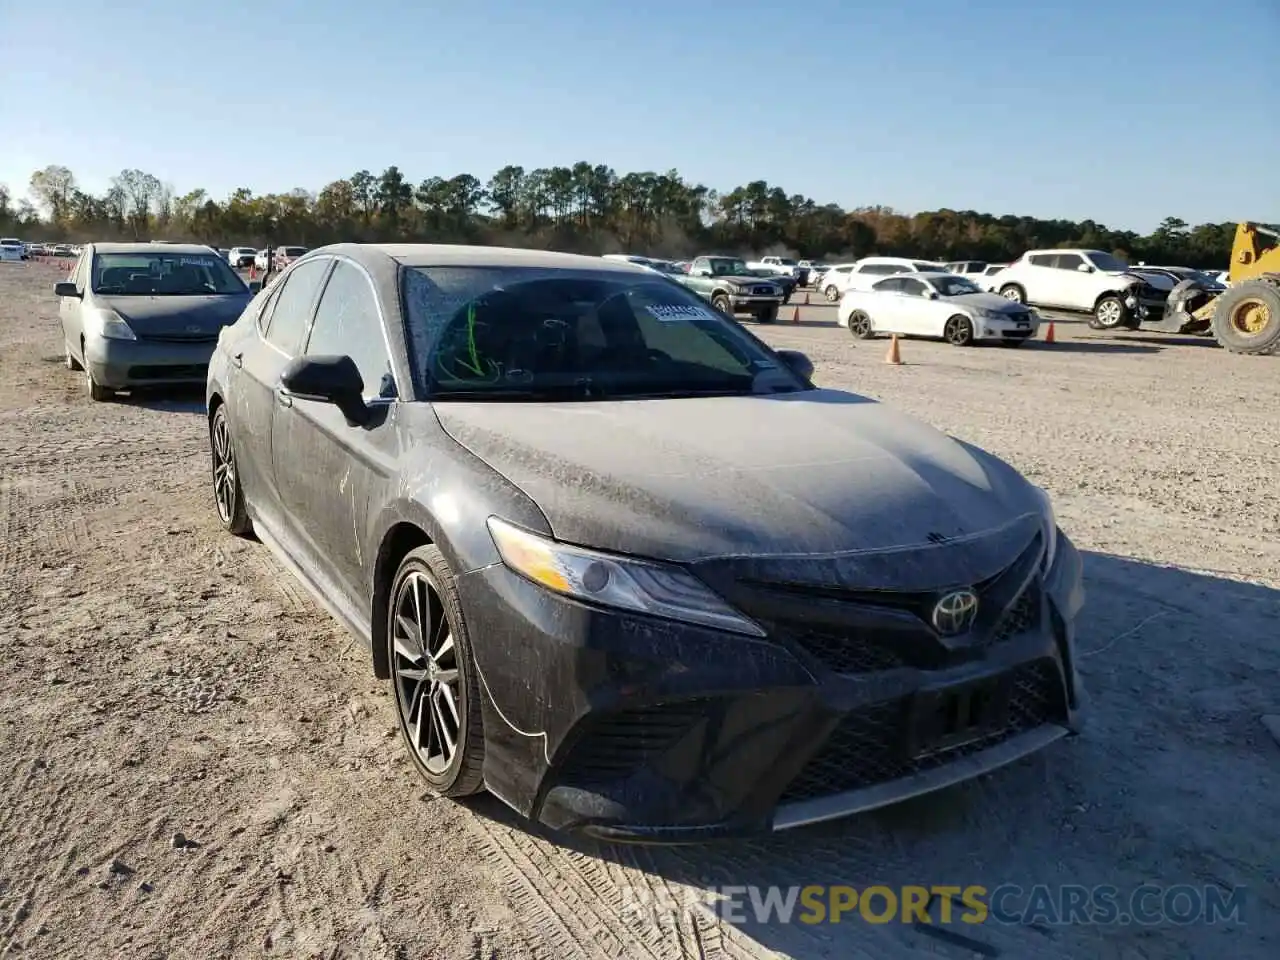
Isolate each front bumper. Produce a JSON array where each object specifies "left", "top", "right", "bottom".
[
  {"left": 729, "top": 295, "right": 783, "bottom": 314},
  {"left": 976, "top": 315, "right": 1040, "bottom": 342},
  {"left": 85, "top": 336, "right": 219, "bottom": 389},
  {"left": 458, "top": 523, "right": 1086, "bottom": 842}
]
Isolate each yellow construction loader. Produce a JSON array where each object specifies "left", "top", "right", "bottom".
[{"left": 1155, "top": 222, "right": 1280, "bottom": 354}]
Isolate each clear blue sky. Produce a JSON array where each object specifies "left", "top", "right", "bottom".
[{"left": 2, "top": 0, "right": 1276, "bottom": 233}]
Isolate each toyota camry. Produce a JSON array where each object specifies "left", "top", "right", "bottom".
[{"left": 205, "top": 243, "right": 1087, "bottom": 841}]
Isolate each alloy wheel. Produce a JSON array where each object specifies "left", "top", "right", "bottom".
[
  {"left": 211, "top": 411, "right": 236, "bottom": 524},
  {"left": 392, "top": 571, "right": 462, "bottom": 775}
]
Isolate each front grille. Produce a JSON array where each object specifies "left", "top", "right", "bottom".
[
  {"left": 557, "top": 702, "right": 708, "bottom": 783},
  {"left": 778, "top": 658, "right": 1066, "bottom": 804},
  {"left": 136, "top": 334, "right": 219, "bottom": 344},
  {"left": 127, "top": 364, "right": 209, "bottom": 380},
  {"left": 752, "top": 286, "right": 775, "bottom": 296}
]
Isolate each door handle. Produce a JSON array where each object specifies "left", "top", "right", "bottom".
[
  {"left": 231, "top": 351, "right": 243, "bottom": 368},
  {"left": 276, "top": 388, "right": 292, "bottom": 409}
]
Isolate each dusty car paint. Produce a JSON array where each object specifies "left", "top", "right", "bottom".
[{"left": 207, "top": 243, "right": 1087, "bottom": 841}]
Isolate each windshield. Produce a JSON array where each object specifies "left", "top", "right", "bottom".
[
  {"left": 281, "top": 247, "right": 308, "bottom": 257},
  {"left": 912, "top": 262, "right": 943, "bottom": 272},
  {"left": 1088, "top": 251, "right": 1129, "bottom": 272},
  {"left": 91, "top": 251, "right": 248, "bottom": 296},
  {"left": 706, "top": 258, "right": 753, "bottom": 277},
  {"left": 929, "top": 276, "right": 983, "bottom": 296},
  {"left": 402, "top": 266, "right": 809, "bottom": 402}
]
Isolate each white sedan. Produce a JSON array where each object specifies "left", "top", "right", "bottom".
[{"left": 837, "top": 272, "right": 1041, "bottom": 347}]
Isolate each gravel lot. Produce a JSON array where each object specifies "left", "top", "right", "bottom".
[{"left": 1, "top": 260, "right": 1277, "bottom": 960}]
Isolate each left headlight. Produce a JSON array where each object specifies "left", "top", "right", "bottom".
[
  {"left": 1031, "top": 485, "right": 1058, "bottom": 574},
  {"left": 487, "top": 517, "right": 766, "bottom": 637}
]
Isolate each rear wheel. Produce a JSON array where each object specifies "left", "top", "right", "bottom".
[
  {"left": 999, "top": 284, "right": 1026, "bottom": 304},
  {"left": 389, "top": 545, "right": 486, "bottom": 797},
  {"left": 847, "top": 310, "right": 875, "bottom": 339},
  {"left": 824, "top": 284, "right": 840, "bottom": 302},
  {"left": 944, "top": 315, "right": 975, "bottom": 346}
]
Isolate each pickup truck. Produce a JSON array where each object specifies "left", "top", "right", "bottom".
[
  {"left": 676, "top": 255, "right": 786, "bottom": 323},
  {"left": 747, "top": 255, "right": 810, "bottom": 287}
]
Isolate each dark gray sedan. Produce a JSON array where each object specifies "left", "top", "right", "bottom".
[
  {"left": 56, "top": 242, "right": 258, "bottom": 400},
  {"left": 206, "top": 243, "right": 1087, "bottom": 841}
]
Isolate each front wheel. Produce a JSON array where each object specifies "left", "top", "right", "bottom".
[
  {"left": 84, "top": 363, "right": 113, "bottom": 402},
  {"left": 389, "top": 546, "right": 486, "bottom": 797},
  {"left": 944, "top": 315, "right": 975, "bottom": 346},
  {"left": 64, "top": 339, "right": 82, "bottom": 371},
  {"left": 210, "top": 405, "right": 252, "bottom": 536},
  {"left": 755, "top": 305, "right": 778, "bottom": 323},
  {"left": 1092, "top": 295, "right": 1129, "bottom": 330},
  {"left": 711, "top": 293, "right": 733, "bottom": 315}
]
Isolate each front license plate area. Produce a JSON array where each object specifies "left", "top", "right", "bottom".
[{"left": 904, "top": 677, "right": 1011, "bottom": 758}]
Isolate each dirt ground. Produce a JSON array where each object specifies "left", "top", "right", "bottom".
[{"left": 1, "top": 260, "right": 1277, "bottom": 960}]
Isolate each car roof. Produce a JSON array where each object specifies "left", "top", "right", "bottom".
[
  {"left": 310, "top": 242, "right": 653, "bottom": 275},
  {"left": 91, "top": 242, "right": 217, "bottom": 255}
]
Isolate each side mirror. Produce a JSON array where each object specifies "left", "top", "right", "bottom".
[
  {"left": 279, "top": 354, "right": 368, "bottom": 425},
  {"left": 775, "top": 349, "right": 814, "bottom": 382},
  {"left": 54, "top": 281, "right": 81, "bottom": 298},
  {"left": 693, "top": 269, "right": 711, "bottom": 277},
  {"left": 1076, "top": 263, "right": 1093, "bottom": 273},
  {"left": 925, "top": 290, "right": 939, "bottom": 300}
]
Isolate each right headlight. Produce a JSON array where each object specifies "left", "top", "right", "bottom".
[
  {"left": 85, "top": 308, "right": 137, "bottom": 341},
  {"left": 1031, "top": 485, "right": 1058, "bottom": 575},
  {"left": 487, "top": 517, "right": 765, "bottom": 637}
]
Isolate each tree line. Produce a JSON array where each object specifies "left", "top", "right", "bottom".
[{"left": 0, "top": 163, "right": 1236, "bottom": 268}]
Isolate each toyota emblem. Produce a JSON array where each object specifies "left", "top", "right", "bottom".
[
  {"left": 185, "top": 324, "right": 202, "bottom": 333},
  {"left": 932, "top": 589, "right": 979, "bottom": 636}
]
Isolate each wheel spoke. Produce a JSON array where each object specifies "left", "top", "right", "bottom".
[
  {"left": 432, "top": 631, "right": 455, "bottom": 664},
  {"left": 438, "top": 680, "right": 461, "bottom": 724},
  {"left": 431, "top": 692, "right": 456, "bottom": 756}
]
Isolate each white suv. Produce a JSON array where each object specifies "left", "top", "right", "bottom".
[
  {"left": 822, "top": 256, "right": 947, "bottom": 301},
  {"left": 987, "top": 249, "right": 1174, "bottom": 329}
]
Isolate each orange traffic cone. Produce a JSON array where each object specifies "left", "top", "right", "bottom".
[
  {"left": 885, "top": 334, "right": 903, "bottom": 365},
  {"left": 249, "top": 263, "right": 257, "bottom": 280},
  {"left": 804, "top": 291, "right": 811, "bottom": 305},
  {"left": 1044, "top": 318, "right": 1056, "bottom": 344},
  {"left": 791, "top": 306, "right": 800, "bottom": 324}
]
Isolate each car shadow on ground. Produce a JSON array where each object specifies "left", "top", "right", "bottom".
[
  {"left": 466, "top": 551, "right": 1279, "bottom": 960},
  {"left": 1096, "top": 334, "right": 1222, "bottom": 349},
  {"left": 1028, "top": 340, "right": 1162, "bottom": 354},
  {"left": 118, "top": 386, "right": 207, "bottom": 414}
]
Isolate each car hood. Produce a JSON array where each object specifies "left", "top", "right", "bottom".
[
  {"left": 101, "top": 294, "right": 252, "bottom": 338},
  {"left": 434, "top": 389, "right": 1041, "bottom": 563},
  {"left": 946, "top": 291, "right": 1031, "bottom": 313},
  {"left": 721, "top": 275, "right": 775, "bottom": 287}
]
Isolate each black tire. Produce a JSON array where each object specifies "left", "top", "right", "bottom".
[
  {"left": 388, "top": 545, "right": 486, "bottom": 798},
  {"left": 84, "top": 360, "right": 113, "bottom": 402},
  {"left": 209, "top": 404, "right": 252, "bottom": 536},
  {"left": 824, "top": 284, "right": 840, "bottom": 302},
  {"left": 944, "top": 314, "right": 975, "bottom": 346},
  {"left": 1211, "top": 277, "right": 1280, "bottom": 355},
  {"left": 847, "top": 310, "right": 875, "bottom": 339},
  {"left": 64, "top": 339, "right": 82, "bottom": 371},
  {"left": 998, "top": 284, "right": 1026, "bottom": 305},
  {"left": 711, "top": 293, "right": 733, "bottom": 315},
  {"left": 755, "top": 305, "right": 779, "bottom": 323},
  {"left": 1092, "top": 295, "right": 1129, "bottom": 330}
]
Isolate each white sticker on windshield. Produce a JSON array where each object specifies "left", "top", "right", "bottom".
[
  {"left": 179, "top": 257, "right": 216, "bottom": 267},
  {"left": 646, "top": 303, "right": 713, "bottom": 323}
]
